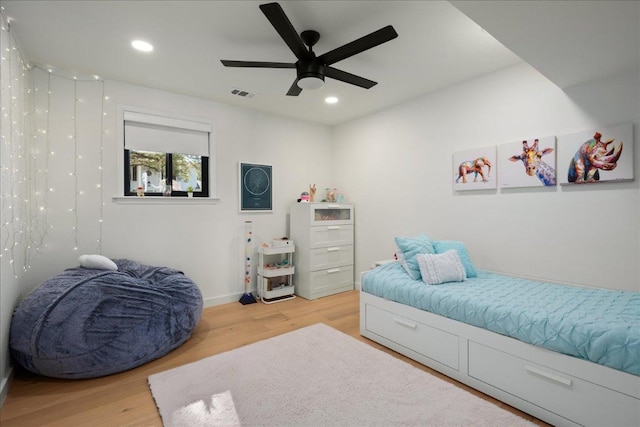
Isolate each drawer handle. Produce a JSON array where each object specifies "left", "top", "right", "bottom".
[
  {"left": 327, "top": 204, "right": 341, "bottom": 208},
  {"left": 327, "top": 268, "right": 341, "bottom": 274},
  {"left": 392, "top": 317, "right": 417, "bottom": 329},
  {"left": 524, "top": 365, "right": 572, "bottom": 387},
  {"left": 327, "top": 247, "right": 341, "bottom": 252},
  {"left": 327, "top": 226, "right": 341, "bottom": 230}
]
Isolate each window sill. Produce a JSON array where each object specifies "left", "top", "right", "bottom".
[{"left": 112, "top": 196, "right": 220, "bottom": 205}]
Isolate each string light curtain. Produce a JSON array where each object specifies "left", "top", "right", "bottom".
[
  {"left": 34, "top": 69, "right": 106, "bottom": 259},
  {"left": 1, "top": 10, "right": 107, "bottom": 278},
  {"left": 1, "top": 14, "right": 32, "bottom": 278}
]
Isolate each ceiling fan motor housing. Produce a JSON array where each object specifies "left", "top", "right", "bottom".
[{"left": 296, "top": 60, "right": 326, "bottom": 87}]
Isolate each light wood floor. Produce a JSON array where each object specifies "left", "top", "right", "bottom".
[{"left": 0, "top": 290, "right": 548, "bottom": 426}]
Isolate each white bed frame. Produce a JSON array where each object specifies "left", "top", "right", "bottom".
[{"left": 360, "top": 291, "right": 640, "bottom": 427}]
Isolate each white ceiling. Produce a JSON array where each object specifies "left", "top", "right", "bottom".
[
  {"left": 3, "top": 1, "right": 638, "bottom": 126},
  {"left": 451, "top": 1, "right": 640, "bottom": 89}
]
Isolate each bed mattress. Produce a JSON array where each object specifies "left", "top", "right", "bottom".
[{"left": 362, "top": 262, "right": 640, "bottom": 376}]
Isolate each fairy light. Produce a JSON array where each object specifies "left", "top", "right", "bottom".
[
  {"left": 2, "top": 18, "right": 15, "bottom": 274},
  {"left": 22, "top": 61, "right": 51, "bottom": 272},
  {"left": 20, "top": 31, "right": 38, "bottom": 271},
  {"left": 46, "top": 69, "right": 106, "bottom": 255},
  {"left": 1, "top": 15, "right": 24, "bottom": 277},
  {"left": 71, "top": 78, "right": 79, "bottom": 251},
  {"left": 43, "top": 70, "right": 51, "bottom": 234},
  {"left": 97, "top": 81, "right": 106, "bottom": 253},
  {"left": 2, "top": 9, "right": 107, "bottom": 274},
  {"left": 25, "top": 67, "right": 42, "bottom": 269}
]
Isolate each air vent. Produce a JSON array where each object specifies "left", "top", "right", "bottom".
[{"left": 231, "top": 88, "right": 255, "bottom": 98}]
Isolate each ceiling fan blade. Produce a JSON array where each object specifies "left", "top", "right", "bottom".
[
  {"left": 221, "top": 60, "right": 295, "bottom": 69},
  {"left": 259, "top": 2, "right": 312, "bottom": 61},
  {"left": 325, "top": 67, "right": 377, "bottom": 89},
  {"left": 318, "top": 25, "right": 398, "bottom": 66},
  {"left": 286, "top": 79, "right": 302, "bottom": 96}
]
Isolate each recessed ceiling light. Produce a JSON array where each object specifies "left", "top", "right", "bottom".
[
  {"left": 325, "top": 96, "right": 338, "bottom": 104},
  {"left": 131, "top": 40, "right": 153, "bottom": 52}
]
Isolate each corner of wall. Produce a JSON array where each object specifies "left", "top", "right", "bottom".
[{"left": 0, "top": 367, "right": 13, "bottom": 407}]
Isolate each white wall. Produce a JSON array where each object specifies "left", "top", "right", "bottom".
[
  {"left": 334, "top": 63, "right": 640, "bottom": 291},
  {"left": 0, "top": 16, "right": 33, "bottom": 405},
  {"left": 23, "top": 68, "right": 334, "bottom": 306}
]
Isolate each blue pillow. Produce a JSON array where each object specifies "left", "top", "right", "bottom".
[
  {"left": 433, "top": 240, "right": 477, "bottom": 278},
  {"left": 394, "top": 234, "right": 435, "bottom": 280}
]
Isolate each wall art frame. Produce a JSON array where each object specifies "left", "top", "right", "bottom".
[
  {"left": 239, "top": 162, "right": 273, "bottom": 212},
  {"left": 453, "top": 146, "right": 497, "bottom": 191},
  {"left": 557, "top": 123, "right": 634, "bottom": 185},
  {"left": 499, "top": 136, "right": 557, "bottom": 188}
]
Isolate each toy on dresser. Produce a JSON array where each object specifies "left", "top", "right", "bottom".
[
  {"left": 325, "top": 187, "right": 337, "bottom": 202},
  {"left": 309, "top": 184, "right": 316, "bottom": 201}
]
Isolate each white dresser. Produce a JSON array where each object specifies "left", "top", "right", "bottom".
[{"left": 290, "top": 203, "right": 354, "bottom": 300}]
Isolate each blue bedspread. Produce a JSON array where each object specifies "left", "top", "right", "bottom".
[{"left": 362, "top": 262, "right": 640, "bottom": 376}]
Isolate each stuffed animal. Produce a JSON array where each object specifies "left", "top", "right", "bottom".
[{"left": 325, "top": 187, "right": 337, "bottom": 203}]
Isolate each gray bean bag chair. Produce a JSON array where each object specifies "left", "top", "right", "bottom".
[{"left": 9, "top": 258, "right": 203, "bottom": 379}]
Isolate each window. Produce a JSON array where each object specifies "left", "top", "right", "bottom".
[{"left": 122, "top": 110, "right": 212, "bottom": 197}]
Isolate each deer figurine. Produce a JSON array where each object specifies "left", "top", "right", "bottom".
[
  {"left": 509, "top": 139, "right": 556, "bottom": 186},
  {"left": 309, "top": 184, "right": 317, "bottom": 202}
]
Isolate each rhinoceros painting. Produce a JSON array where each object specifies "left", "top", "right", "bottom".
[{"left": 557, "top": 124, "right": 634, "bottom": 185}]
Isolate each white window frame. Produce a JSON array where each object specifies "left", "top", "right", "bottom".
[{"left": 116, "top": 104, "right": 218, "bottom": 202}]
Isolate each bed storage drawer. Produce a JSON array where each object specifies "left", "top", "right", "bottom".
[
  {"left": 364, "top": 304, "right": 459, "bottom": 370},
  {"left": 468, "top": 341, "right": 640, "bottom": 427}
]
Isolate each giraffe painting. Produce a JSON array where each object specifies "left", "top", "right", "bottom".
[{"left": 507, "top": 139, "right": 556, "bottom": 186}]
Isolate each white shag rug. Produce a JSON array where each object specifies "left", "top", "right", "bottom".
[{"left": 148, "top": 323, "right": 536, "bottom": 426}]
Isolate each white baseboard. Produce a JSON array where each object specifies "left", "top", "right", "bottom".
[
  {"left": 0, "top": 367, "right": 13, "bottom": 408},
  {"left": 203, "top": 282, "right": 360, "bottom": 307},
  {"left": 203, "top": 288, "right": 258, "bottom": 307}
]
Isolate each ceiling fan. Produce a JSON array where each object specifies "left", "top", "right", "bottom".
[{"left": 220, "top": 2, "right": 398, "bottom": 96}]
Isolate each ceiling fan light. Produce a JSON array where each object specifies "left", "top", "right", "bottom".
[{"left": 297, "top": 76, "right": 325, "bottom": 90}]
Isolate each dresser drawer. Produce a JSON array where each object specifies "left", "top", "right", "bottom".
[
  {"left": 468, "top": 341, "right": 640, "bottom": 426},
  {"left": 309, "top": 245, "right": 353, "bottom": 271},
  {"left": 309, "top": 224, "right": 353, "bottom": 248},
  {"left": 309, "top": 204, "right": 353, "bottom": 226},
  {"left": 364, "top": 304, "right": 459, "bottom": 370},
  {"left": 307, "top": 265, "right": 354, "bottom": 298}
]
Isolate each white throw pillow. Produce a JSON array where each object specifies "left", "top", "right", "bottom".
[
  {"left": 79, "top": 254, "right": 118, "bottom": 271},
  {"left": 416, "top": 250, "right": 466, "bottom": 285}
]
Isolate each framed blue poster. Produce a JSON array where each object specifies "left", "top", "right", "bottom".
[{"left": 239, "top": 162, "right": 273, "bottom": 212}]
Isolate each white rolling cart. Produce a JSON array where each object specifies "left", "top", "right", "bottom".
[{"left": 257, "top": 244, "right": 296, "bottom": 304}]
